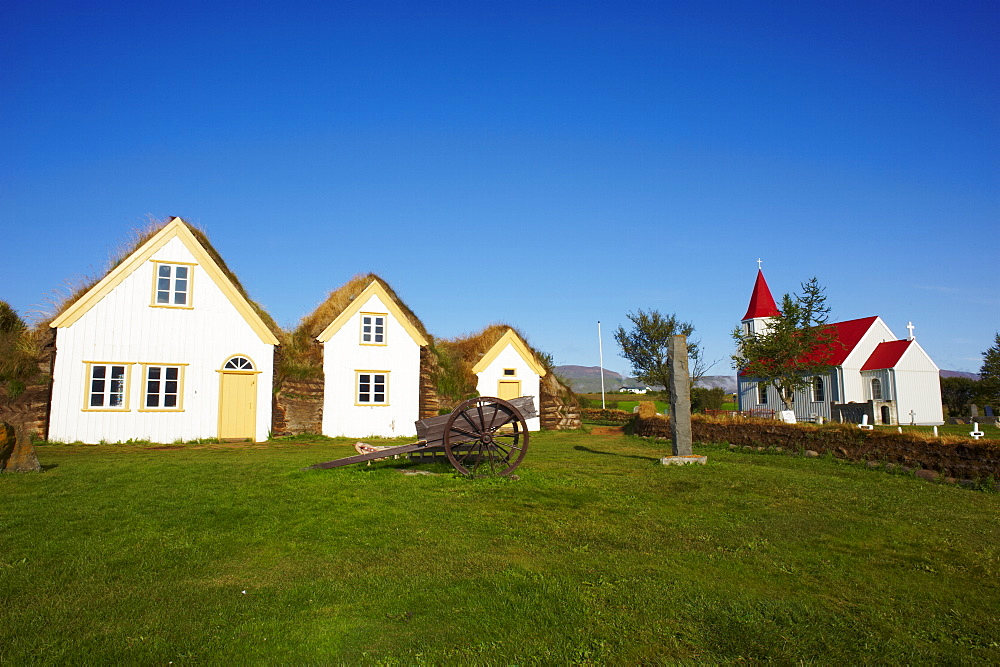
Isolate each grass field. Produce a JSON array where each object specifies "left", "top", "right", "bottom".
[{"left": 2, "top": 431, "right": 999, "bottom": 662}]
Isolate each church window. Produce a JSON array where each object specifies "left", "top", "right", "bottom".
[
  {"left": 757, "top": 382, "right": 767, "bottom": 405},
  {"left": 811, "top": 376, "right": 825, "bottom": 402},
  {"left": 871, "top": 378, "right": 882, "bottom": 401}
]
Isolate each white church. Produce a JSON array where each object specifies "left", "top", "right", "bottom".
[{"left": 736, "top": 270, "right": 944, "bottom": 426}]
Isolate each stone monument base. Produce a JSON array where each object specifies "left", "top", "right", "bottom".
[{"left": 660, "top": 455, "right": 707, "bottom": 466}]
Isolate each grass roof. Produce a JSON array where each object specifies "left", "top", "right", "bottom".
[
  {"left": 280, "top": 274, "right": 432, "bottom": 380},
  {"left": 433, "top": 323, "right": 561, "bottom": 409},
  {"left": 39, "top": 217, "right": 281, "bottom": 338}
]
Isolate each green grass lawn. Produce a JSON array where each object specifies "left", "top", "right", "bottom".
[{"left": 2, "top": 432, "right": 999, "bottom": 662}]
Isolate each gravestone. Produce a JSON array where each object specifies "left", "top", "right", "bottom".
[
  {"left": 0, "top": 422, "right": 41, "bottom": 473},
  {"left": 970, "top": 404, "right": 979, "bottom": 419},
  {"left": 780, "top": 410, "right": 796, "bottom": 424},
  {"left": 666, "top": 335, "right": 692, "bottom": 457},
  {"left": 986, "top": 405, "right": 995, "bottom": 417}
]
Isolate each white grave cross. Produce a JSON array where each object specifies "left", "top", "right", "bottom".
[
  {"left": 909, "top": 409, "right": 917, "bottom": 425},
  {"left": 970, "top": 422, "right": 985, "bottom": 440},
  {"left": 858, "top": 414, "right": 874, "bottom": 430}
]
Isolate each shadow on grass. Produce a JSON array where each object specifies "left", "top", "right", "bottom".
[{"left": 573, "top": 445, "right": 659, "bottom": 462}]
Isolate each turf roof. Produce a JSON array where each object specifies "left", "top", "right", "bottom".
[{"left": 41, "top": 217, "right": 281, "bottom": 338}]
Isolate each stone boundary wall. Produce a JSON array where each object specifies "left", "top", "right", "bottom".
[
  {"left": 579, "top": 408, "right": 632, "bottom": 424},
  {"left": 419, "top": 347, "right": 440, "bottom": 420},
  {"left": 632, "top": 415, "right": 1000, "bottom": 481},
  {"left": 540, "top": 373, "right": 581, "bottom": 430}
]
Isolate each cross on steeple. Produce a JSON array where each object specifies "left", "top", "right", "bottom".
[
  {"left": 756, "top": 258, "right": 762, "bottom": 270},
  {"left": 906, "top": 321, "right": 915, "bottom": 340}
]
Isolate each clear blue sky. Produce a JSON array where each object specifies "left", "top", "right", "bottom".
[{"left": 2, "top": 0, "right": 997, "bottom": 375}]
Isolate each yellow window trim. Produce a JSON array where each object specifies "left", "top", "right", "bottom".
[
  {"left": 359, "top": 311, "right": 389, "bottom": 346},
  {"left": 470, "top": 329, "right": 547, "bottom": 376},
  {"left": 82, "top": 361, "right": 135, "bottom": 412},
  {"left": 503, "top": 368, "right": 517, "bottom": 376},
  {"left": 51, "top": 217, "right": 279, "bottom": 345},
  {"left": 216, "top": 370, "right": 262, "bottom": 375},
  {"left": 139, "top": 363, "right": 186, "bottom": 412},
  {"left": 316, "top": 282, "right": 427, "bottom": 347},
  {"left": 149, "top": 260, "right": 196, "bottom": 309},
  {"left": 354, "top": 370, "right": 390, "bottom": 407}
]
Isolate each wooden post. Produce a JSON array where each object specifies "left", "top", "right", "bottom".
[{"left": 667, "top": 335, "right": 693, "bottom": 457}]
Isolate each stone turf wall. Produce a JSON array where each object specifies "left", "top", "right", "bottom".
[{"left": 633, "top": 415, "right": 1000, "bottom": 481}]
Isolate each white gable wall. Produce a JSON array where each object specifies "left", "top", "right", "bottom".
[
  {"left": 321, "top": 293, "right": 421, "bottom": 438},
  {"left": 891, "top": 344, "right": 944, "bottom": 425},
  {"left": 838, "top": 318, "right": 896, "bottom": 402},
  {"left": 48, "top": 237, "right": 274, "bottom": 443},
  {"left": 475, "top": 343, "right": 541, "bottom": 431}
]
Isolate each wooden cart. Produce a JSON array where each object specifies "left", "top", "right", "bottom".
[{"left": 306, "top": 396, "right": 536, "bottom": 477}]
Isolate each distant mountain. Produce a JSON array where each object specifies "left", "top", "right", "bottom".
[
  {"left": 695, "top": 375, "right": 738, "bottom": 393},
  {"left": 940, "top": 370, "right": 980, "bottom": 380},
  {"left": 554, "top": 366, "right": 737, "bottom": 394}
]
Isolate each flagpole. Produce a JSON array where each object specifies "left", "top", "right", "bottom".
[{"left": 598, "top": 321, "right": 606, "bottom": 409}]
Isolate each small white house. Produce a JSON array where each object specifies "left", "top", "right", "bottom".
[
  {"left": 302, "top": 276, "right": 429, "bottom": 438},
  {"left": 47, "top": 217, "right": 280, "bottom": 444},
  {"left": 736, "top": 269, "right": 944, "bottom": 425},
  {"left": 452, "top": 326, "right": 546, "bottom": 432}
]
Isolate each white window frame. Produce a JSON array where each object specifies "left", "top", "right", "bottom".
[
  {"left": 83, "top": 362, "right": 134, "bottom": 411},
  {"left": 360, "top": 313, "right": 387, "bottom": 345},
  {"left": 152, "top": 261, "right": 195, "bottom": 308},
  {"left": 140, "top": 363, "right": 187, "bottom": 411},
  {"left": 356, "top": 371, "right": 389, "bottom": 406},
  {"left": 871, "top": 378, "right": 883, "bottom": 401},
  {"left": 757, "top": 381, "right": 768, "bottom": 405}
]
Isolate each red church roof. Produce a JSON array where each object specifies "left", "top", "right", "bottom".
[
  {"left": 822, "top": 316, "right": 880, "bottom": 365},
  {"left": 861, "top": 339, "right": 912, "bottom": 370},
  {"left": 742, "top": 270, "right": 781, "bottom": 321}
]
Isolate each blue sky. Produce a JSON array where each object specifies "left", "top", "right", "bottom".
[{"left": 2, "top": 0, "right": 997, "bottom": 375}]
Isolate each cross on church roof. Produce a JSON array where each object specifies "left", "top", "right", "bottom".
[
  {"left": 906, "top": 321, "right": 915, "bottom": 340},
  {"left": 756, "top": 258, "right": 762, "bottom": 270}
]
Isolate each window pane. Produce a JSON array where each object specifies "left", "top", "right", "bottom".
[
  {"left": 91, "top": 394, "right": 104, "bottom": 407},
  {"left": 147, "top": 394, "right": 159, "bottom": 407},
  {"left": 157, "top": 291, "right": 170, "bottom": 303},
  {"left": 164, "top": 395, "right": 177, "bottom": 407},
  {"left": 158, "top": 278, "right": 171, "bottom": 290},
  {"left": 374, "top": 393, "right": 384, "bottom": 402},
  {"left": 175, "top": 266, "right": 187, "bottom": 279},
  {"left": 359, "top": 393, "right": 370, "bottom": 402},
  {"left": 174, "top": 279, "right": 187, "bottom": 292},
  {"left": 148, "top": 380, "right": 159, "bottom": 394},
  {"left": 159, "top": 265, "right": 171, "bottom": 277},
  {"left": 93, "top": 366, "right": 106, "bottom": 378},
  {"left": 165, "top": 381, "right": 177, "bottom": 393},
  {"left": 174, "top": 293, "right": 186, "bottom": 305},
  {"left": 148, "top": 367, "right": 161, "bottom": 379},
  {"left": 166, "top": 367, "right": 178, "bottom": 380},
  {"left": 92, "top": 379, "right": 105, "bottom": 393},
  {"left": 110, "top": 394, "right": 123, "bottom": 407},
  {"left": 374, "top": 334, "right": 383, "bottom": 343}
]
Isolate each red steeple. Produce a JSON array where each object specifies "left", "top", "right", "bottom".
[{"left": 742, "top": 270, "right": 781, "bottom": 321}]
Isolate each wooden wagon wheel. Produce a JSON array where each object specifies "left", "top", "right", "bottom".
[{"left": 443, "top": 397, "right": 529, "bottom": 476}]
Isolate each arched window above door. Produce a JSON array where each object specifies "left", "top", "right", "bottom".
[{"left": 223, "top": 356, "right": 254, "bottom": 371}]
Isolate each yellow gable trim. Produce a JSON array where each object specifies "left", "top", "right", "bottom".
[
  {"left": 471, "top": 329, "right": 547, "bottom": 377},
  {"left": 315, "top": 281, "right": 429, "bottom": 347},
  {"left": 50, "top": 217, "right": 280, "bottom": 346}
]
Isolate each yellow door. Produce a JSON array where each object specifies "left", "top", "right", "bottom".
[
  {"left": 219, "top": 373, "right": 257, "bottom": 440},
  {"left": 497, "top": 380, "right": 521, "bottom": 400}
]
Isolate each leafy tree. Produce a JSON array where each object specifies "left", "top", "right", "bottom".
[
  {"left": 731, "top": 277, "right": 836, "bottom": 411},
  {"left": 691, "top": 386, "right": 726, "bottom": 413},
  {"left": 940, "top": 376, "right": 979, "bottom": 417},
  {"left": 979, "top": 332, "right": 1000, "bottom": 408},
  {"left": 613, "top": 310, "right": 705, "bottom": 389}
]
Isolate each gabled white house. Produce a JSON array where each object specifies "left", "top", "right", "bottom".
[
  {"left": 47, "top": 217, "right": 280, "bottom": 444},
  {"left": 736, "top": 270, "right": 944, "bottom": 425},
  {"left": 440, "top": 326, "right": 547, "bottom": 432},
  {"left": 302, "top": 275, "right": 429, "bottom": 438}
]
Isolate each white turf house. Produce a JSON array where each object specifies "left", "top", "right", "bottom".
[
  {"left": 47, "top": 218, "right": 280, "bottom": 444},
  {"left": 736, "top": 270, "right": 944, "bottom": 426}
]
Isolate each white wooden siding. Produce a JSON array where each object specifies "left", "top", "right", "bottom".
[
  {"left": 321, "top": 292, "right": 421, "bottom": 438},
  {"left": 48, "top": 237, "right": 274, "bottom": 444},
  {"left": 891, "top": 344, "right": 943, "bottom": 424},
  {"left": 838, "top": 318, "right": 896, "bottom": 402},
  {"left": 475, "top": 343, "right": 542, "bottom": 431}
]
